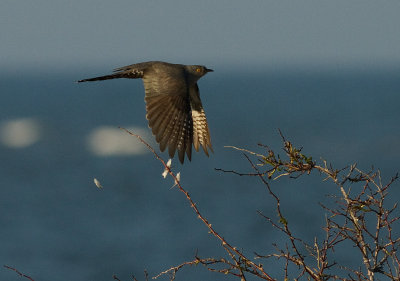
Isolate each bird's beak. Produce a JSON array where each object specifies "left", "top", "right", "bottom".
[{"left": 206, "top": 68, "right": 214, "bottom": 72}]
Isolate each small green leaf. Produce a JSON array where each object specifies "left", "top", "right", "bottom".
[{"left": 279, "top": 216, "right": 288, "bottom": 226}]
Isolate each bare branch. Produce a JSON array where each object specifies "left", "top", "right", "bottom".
[{"left": 4, "top": 265, "right": 35, "bottom": 281}]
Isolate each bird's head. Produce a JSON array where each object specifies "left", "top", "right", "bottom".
[{"left": 187, "top": 65, "right": 214, "bottom": 77}]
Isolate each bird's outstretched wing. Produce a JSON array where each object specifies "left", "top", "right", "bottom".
[
  {"left": 143, "top": 63, "right": 212, "bottom": 163},
  {"left": 189, "top": 84, "right": 213, "bottom": 156},
  {"left": 142, "top": 63, "right": 194, "bottom": 163},
  {"left": 145, "top": 94, "right": 193, "bottom": 163}
]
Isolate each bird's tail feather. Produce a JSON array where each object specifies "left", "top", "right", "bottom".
[
  {"left": 77, "top": 73, "right": 130, "bottom": 83},
  {"left": 77, "top": 68, "right": 145, "bottom": 82}
]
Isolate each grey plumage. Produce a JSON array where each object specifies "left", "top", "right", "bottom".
[{"left": 78, "top": 61, "right": 213, "bottom": 164}]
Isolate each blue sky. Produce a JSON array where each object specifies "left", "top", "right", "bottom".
[{"left": 1, "top": 0, "right": 400, "bottom": 71}]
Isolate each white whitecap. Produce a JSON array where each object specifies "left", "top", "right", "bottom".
[
  {"left": 0, "top": 118, "right": 41, "bottom": 148},
  {"left": 87, "top": 126, "right": 153, "bottom": 156}
]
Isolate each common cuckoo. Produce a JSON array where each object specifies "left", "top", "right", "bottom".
[{"left": 78, "top": 61, "right": 213, "bottom": 164}]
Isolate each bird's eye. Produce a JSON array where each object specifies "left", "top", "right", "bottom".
[{"left": 196, "top": 68, "right": 201, "bottom": 73}]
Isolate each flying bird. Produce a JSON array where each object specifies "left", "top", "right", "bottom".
[{"left": 78, "top": 61, "right": 213, "bottom": 163}]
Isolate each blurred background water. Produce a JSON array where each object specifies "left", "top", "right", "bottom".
[
  {"left": 1, "top": 1, "right": 400, "bottom": 280},
  {"left": 1, "top": 67, "right": 399, "bottom": 281}
]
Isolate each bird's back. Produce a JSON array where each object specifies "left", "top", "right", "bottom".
[{"left": 141, "top": 62, "right": 189, "bottom": 98}]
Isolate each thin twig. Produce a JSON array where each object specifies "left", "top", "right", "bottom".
[{"left": 4, "top": 265, "right": 35, "bottom": 281}]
